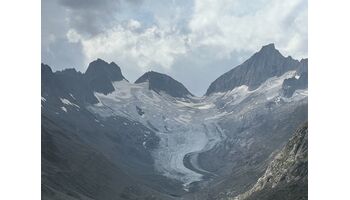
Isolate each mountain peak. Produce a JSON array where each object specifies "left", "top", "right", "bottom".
[
  {"left": 205, "top": 43, "right": 302, "bottom": 95},
  {"left": 135, "top": 71, "right": 193, "bottom": 98},
  {"left": 85, "top": 58, "right": 124, "bottom": 80},
  {"left": 41, "top": 63, "right": 53, "bottom": 74},
  {"left": 261, "top": 43, "right": 276, "bottom": 50},
  {"left": 41, "top": 63, "right": 55, "bottom": 85},
  {"left": 135, "top": 71, "right": 161, "bottom": 82},
  {"left": 84, "top": 59, "right": 126, "bottom": 94},
  {"left": 254, "top": 43, "right": 283, "bottom": 58}
]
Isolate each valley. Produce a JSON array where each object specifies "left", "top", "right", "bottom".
[{"left": 41, "top": 44, "right": 308, "bottom": 200}]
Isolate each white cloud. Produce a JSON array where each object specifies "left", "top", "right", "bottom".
[
  {"left": 188, "top": 0, "right": 308, "bottom": 59},
  {"left": 80, "top": 23, "right": 188, "bottom": 71},
  {"left": 66, "top": 29, "right": 82, "bottom": 43},
  {"left": 76, "top": 0, "right": 307, "bottom": 73},
  {"left": 127, "top": 19, "right": 141, "bottom": 30}
]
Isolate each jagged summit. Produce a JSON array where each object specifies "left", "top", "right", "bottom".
[
  {"left": 260, "top": 43, "right": 276, "bottom": 51},
  {"left": 84, "top": 58, "right": 126, "bottom": 94},
  {"left": 41, "top": 63, "right": 56, "bottom": 91},
  {"left": 254, "top": 43, "right": 288, "bottom": 61},
  {"left": 205, "top": 44, "right": 302, "bottom": 95},
  {"left": 135, "top": 71, "right": 193, "bottom": 98},
  {"left": 41, "top": 63, "right": 53, "bottom": 73},
  {"left": 85, "top": 58, "right": 125, "bottom": 82}
]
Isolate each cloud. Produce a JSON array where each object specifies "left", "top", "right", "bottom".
[
  {"left": 66, "top": 29, "right": 82, "bottom": 43},
  {"left": 42, "top": 0, "right": 308, "bottom": 95},
  {"left": 42, "top": 37, "right": 85, "bottom": 70},
  {"left": 188, "top": 0, "right": 308, "bottom": 59},
  {"left": 79, "top": 21, "right": 188, "bottom": 71},
  {"left": 57, "top": 0, "right": 144, "bottom": 37},
  {"left": 127, "top": 19, "right": 141, "bottom": 30},
  {"left": 41, "top": 0, "right": 85, "bottom": 71}
]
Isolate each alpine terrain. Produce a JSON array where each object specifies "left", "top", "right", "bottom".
[{"left": 42, "top": 43, "right": 308, "bottom": 200}]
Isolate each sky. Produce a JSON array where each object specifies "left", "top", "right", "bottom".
[{"left": 42, "top": 0, "right": 308, "bottom": 96}]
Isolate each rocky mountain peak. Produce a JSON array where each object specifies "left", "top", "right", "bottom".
[
  {"left": 250, "top": 43, "right": 283, "bottom": 60},
  {"left": 41, "top": 63, "right": 55, "bottom": 85},
  {"left": 260, "top": 43, "right": 277, "bottom": 52},
  {"left": 84, "top": 58, "right": 126, "bottom": 94},
  {"left": 85, "top": 58, "right": 125, "bottom": 82},
  {"left": 135, "top": 71, "right": 193, "bottom": 98},
  {"left": 205, "top": 44, "right": 302, "bottom": 95}
]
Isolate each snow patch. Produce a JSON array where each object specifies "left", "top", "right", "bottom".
[
  {"left": 61, "top": 107, "right": 67, "bottom": 112},
  {"left": 69, "top": 93, "right": 76, "bottom": 99},
  {"left": 60, "top": 98, "right": 80, "bottom": 108}
]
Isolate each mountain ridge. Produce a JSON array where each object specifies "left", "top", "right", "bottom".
[
  {"left": 205, "top": 43, "right": 307, "bottom": 95},
  {"left": 42, "top": 59, "right": 195, "bottom": 99},
  {"left": 43, "top": 44, "right": 307, "bottom": 98}
]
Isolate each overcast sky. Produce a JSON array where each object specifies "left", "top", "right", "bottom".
[{"left": 42, "top": 0, "right": 307, "bottom": 96}]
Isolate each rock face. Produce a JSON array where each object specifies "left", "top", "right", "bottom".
[
  {"left": 85, "top": 59, "right": 126, "bottom": 95},
  {"left": 282, "top": 72, "right": 308, "bottom": 97},
  {"left": 282, "top": 58, "right": 308, "bottom": 97},
  {"left": 135, "top": 71, "right": 193, "bottom": 98},
  {"left": 42, "top": 59, "right": 127, "bottom": 105},
  {"left": 206, "top": 44, "right": 304, "bottom": 95},
  {"left": 233, "top": 122, "right": 308, "bottom": 200}
]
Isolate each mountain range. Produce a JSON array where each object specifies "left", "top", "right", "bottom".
[{"left": 42, "top": 43, "right": 308, "bottom": 200}]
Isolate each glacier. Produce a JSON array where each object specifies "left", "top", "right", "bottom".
[{"left": 87, "top": 70, "right": 307, "bottom": 189}]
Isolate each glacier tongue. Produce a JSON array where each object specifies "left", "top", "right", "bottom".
[{"left": 152, "top": 115, "right": 225, "bottom": 186}]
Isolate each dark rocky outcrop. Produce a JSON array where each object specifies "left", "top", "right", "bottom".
[
  {"left": 135, "top": 71, "right": 193, "bottom": 98},
  {"left": 42, "top": 59, "right": 127, "bottom": 105},
  {"left": 282, "top": 72, "right": 308, "bottom": 97},
  {"left": 84, "top": 59, "right": 126, "bottom": 95}
]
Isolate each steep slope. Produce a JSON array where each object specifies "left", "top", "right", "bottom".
[
  {"left": 232, "top": 122, "right": 308, "bottom": 200},
  {"left": 42, "top": 115, "right": 168, "bottom": 200},
  {"left": 206, "top": 43, "right": 304, "bottom": 95},
  {"left": 135, "top": 71, "right": 193, "bottom": 98}
]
